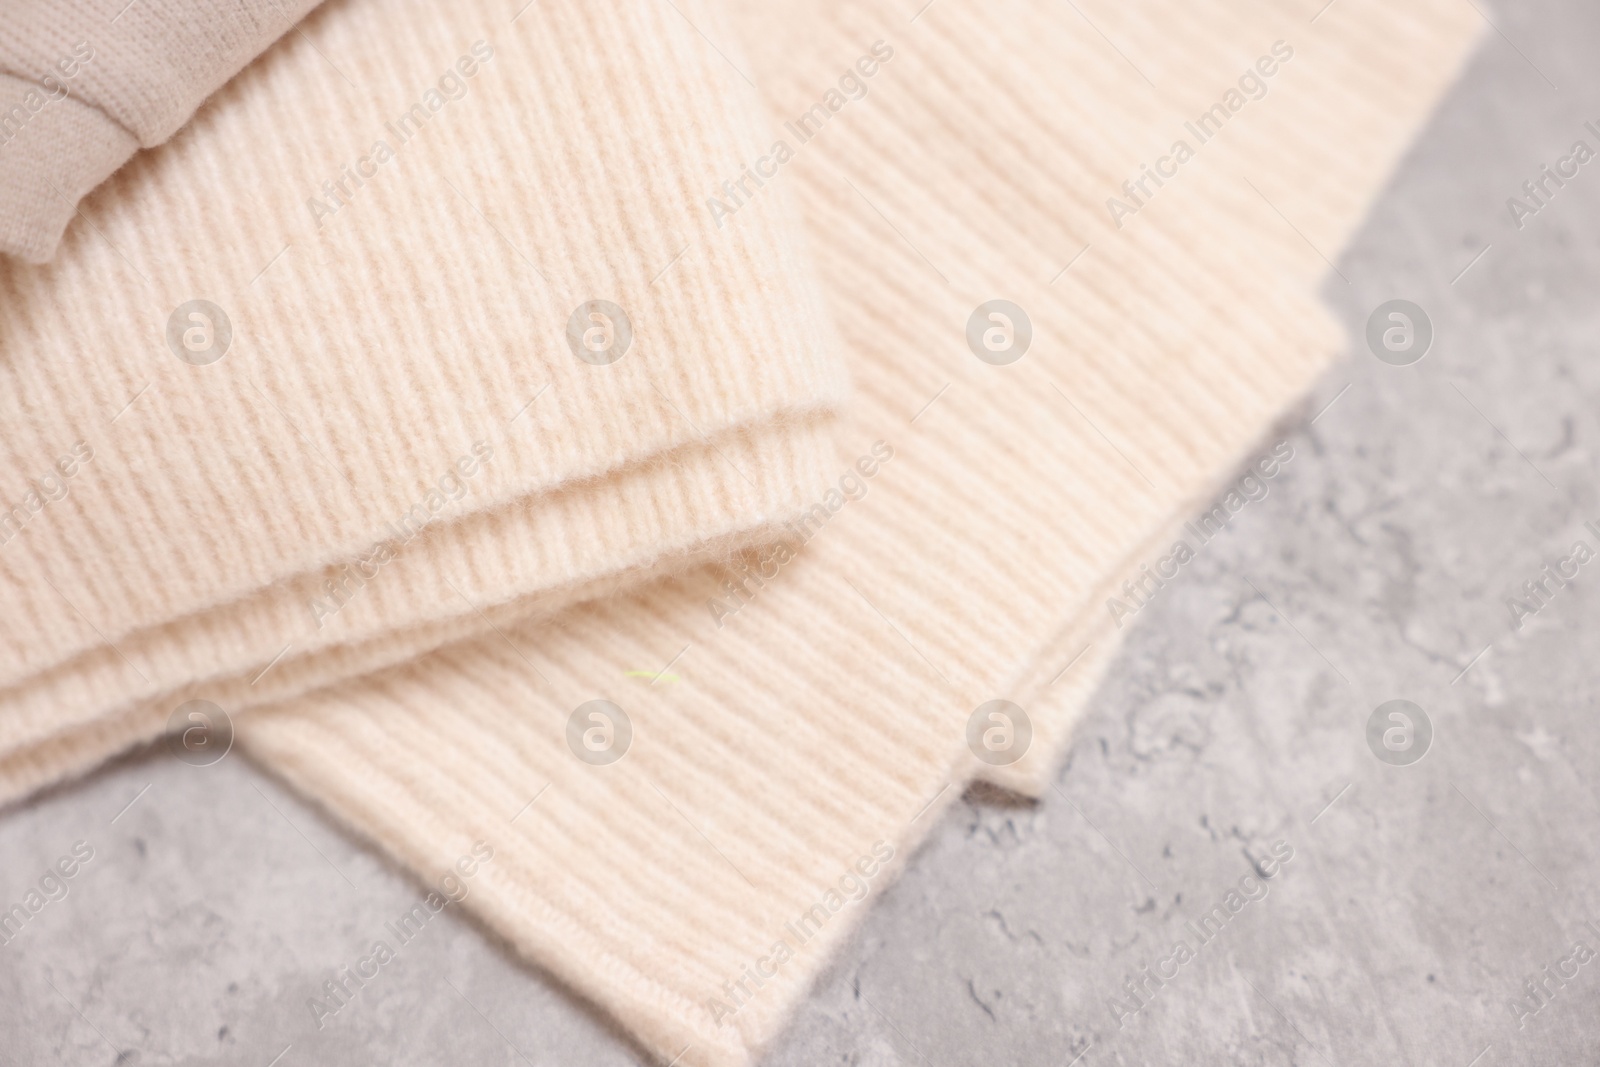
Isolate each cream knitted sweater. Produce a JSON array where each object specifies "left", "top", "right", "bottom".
[
  {"left": 0, "top": 0, "right": 846, "bottom": 800},
  {"left": 0, "top": 0, "right": 1479, "bottom": 1064}
]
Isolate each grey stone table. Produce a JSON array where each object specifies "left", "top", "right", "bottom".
[{"left": 5, "top": 0, "right": 1600, "bottom": 1063}]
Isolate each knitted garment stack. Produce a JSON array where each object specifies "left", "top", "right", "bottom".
[
  {"left": 0, "top": 0, "right": 846, "bottom": 803},
  {"left": 0, "top": 0, "right": 1480, "bottom": 1064}
]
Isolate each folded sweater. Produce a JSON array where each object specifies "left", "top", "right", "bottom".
[
  {"left": 0, "top": 0, "right": 847, "bottom": 801},
  {"left": 0, "top": 0, "right": 1480, "bottom": 1064},
  {"left": 236, "top": 0, "right": 1480, "bottom": 1063}
]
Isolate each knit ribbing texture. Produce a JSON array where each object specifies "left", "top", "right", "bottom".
[
  {"left": 0, "top": 0, "right": 847, "bottom": 797},
  {"left": 0, "top": 0, "right": 1483, "bottom": 1063},
  {"left": 233, "top": 1, "right": 1481, "bottom": 1064}
]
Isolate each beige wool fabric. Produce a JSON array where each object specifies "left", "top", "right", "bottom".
[
  {"left": 0, "top": 0, "right": 330, "bottom": 262},
  {"left": 0, "top": 0, "right": 1481, "bottom": 1064},
  {"left": 233, "top": 0, "right": 1478, "bottom": 1063},
  {"left": 0, "top": 0, "right": 847, "bottom": 802}
]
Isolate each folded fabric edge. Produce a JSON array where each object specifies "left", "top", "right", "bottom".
[
  {"left": 975, "top": 390, "right": 1330, "bottom": 800},
  {"left": 0, "top": 410, "right": 842, "bottom": 758},
  {"left": 0, "top": 413, "right": 849, "bottom": 809},
  {"left": 0, "top": 72, "right": 136, "bottom": 263}
]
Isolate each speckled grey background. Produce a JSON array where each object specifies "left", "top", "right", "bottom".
[{"left": 5, "top": 1, "right": 1600, "bottom": 1064}]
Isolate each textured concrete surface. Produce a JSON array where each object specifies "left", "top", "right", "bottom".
[{"left": 5, "top": 1, "right": 1600, "bottom": 1064}]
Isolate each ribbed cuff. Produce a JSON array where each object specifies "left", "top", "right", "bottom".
[
  {"left": 0, "top": 413, "right": 843, "bottom": 804},
  {"left": 0, "top": 0, "right": 847, "bottom": 748}
]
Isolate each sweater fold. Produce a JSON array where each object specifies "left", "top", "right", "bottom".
[
  {"left": 0, "top": 0, "right": 1480, "bottom": 1065},
  {"left": 0, "top": 0, "right": 848, "bottom": 804}
]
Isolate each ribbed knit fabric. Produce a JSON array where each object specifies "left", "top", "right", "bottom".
[
  {"left": 0, "top": 0, "right": 327, "bottom": 262},
  {"left": 223, "top": 2, "right": 1482, "bottom": 1065},
  {"left": 0, "top": 0, "right": 847, "bottom": 799}
]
